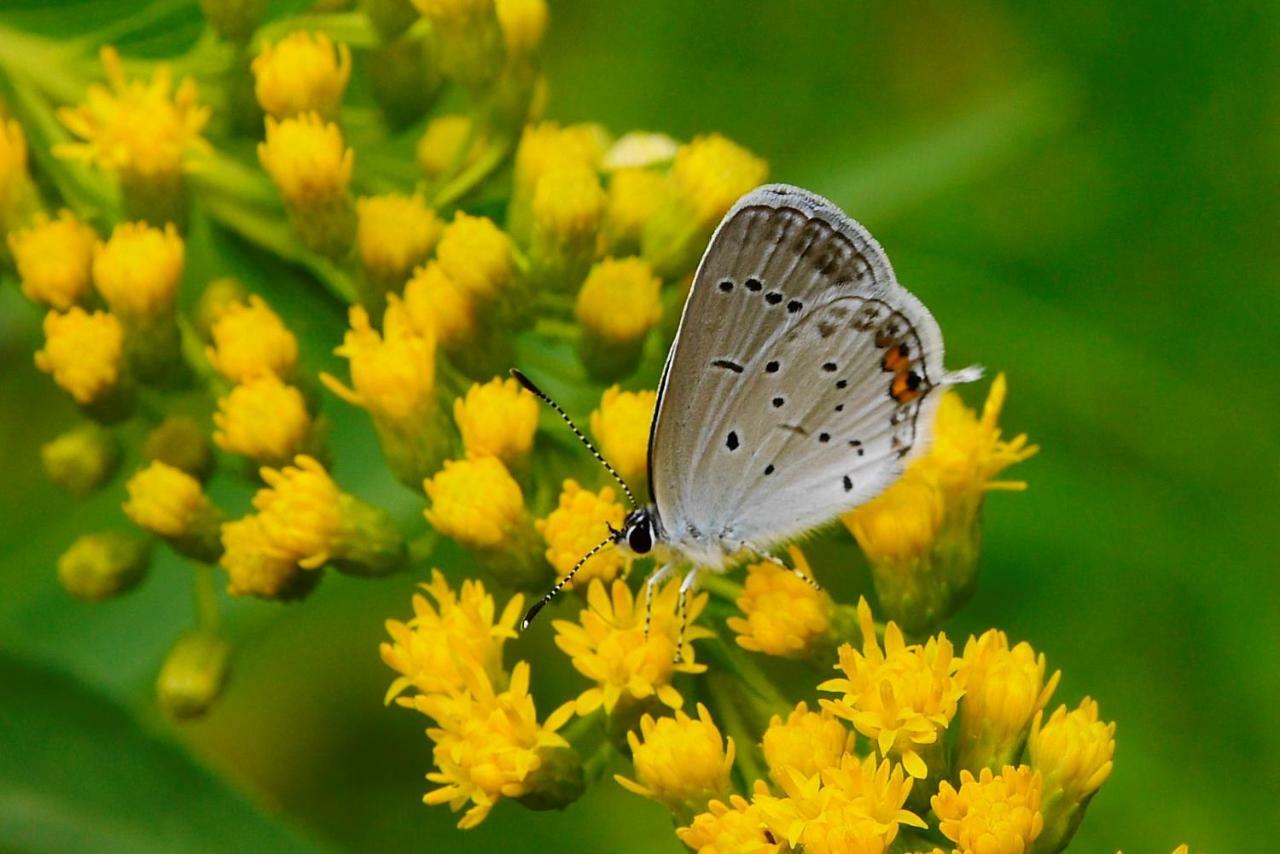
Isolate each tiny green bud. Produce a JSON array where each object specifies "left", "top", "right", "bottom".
[
  {"left": 57, "top": 532, "right": 151, "bottom": 601},
  {"left": 41, "top": 423, "right": 121, "bottom": 497},
  {"left": 156, "top": 630, "right": 232, "bottom": 719}
]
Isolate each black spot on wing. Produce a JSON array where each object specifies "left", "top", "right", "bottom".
[
  {"left": 712, "top": 359, "right": 744, "bottom": 373},
  {"left": 718, "top": 279, "right": 734, "bottom": 292},
  {"left": 765, "top": 291, "right": 783, "bottom": 305},
  {"left": 765, "top": 360, "right": 779, "bottom": 373},
  {"left": 842, "top": 475, "right": 853, "bottom": 492},
  {"left": 726, "top": 431, "right": 739, "bottom": 450},
  {"left": 745, "top": 277, "right": 763, "bottom": 292}
]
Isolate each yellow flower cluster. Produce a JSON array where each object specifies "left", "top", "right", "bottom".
[
  {"left": 616, "top": 704, "right": 735, "bottom": 821},
  {"left": 727, "top": 547, "right": 834, "bottom": 658},
  {"left": 590, "top": 385, "right": 655, "bottom": 491},
  {"left": 213, "top": 374, "right": 313, "bottom": 466},
  {"left": 206, "top": 296, "right": 298, "bottom": 383},
  {"left": 536, "top": 480, "right": 629, "bottom": 589},
  {"left": 252, "top": 31, "right": 351, "bottom": 120},
  {"left": 8, "top": 211, "right": 98, "bottom": 309},
  {"left": 34, "top": 307, "right": 125, "bottom": 407},
  {"left": 453, "top": 376, "right": 539, "bottom": 469},
  {"left": 355, "top": 193, "right": 443, "bottom": 289},
  {"left": 93, "top": 221, "right": 185, "bottom": 320}
]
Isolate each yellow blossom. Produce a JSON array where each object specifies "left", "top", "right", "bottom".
[
  {"left": 728, "top": 547, "right": 834, "bottom": 658},
  {"left": 535, "top": 480, "right": 629, "bottom": 589},
  {"left": 213, "top": 374, "right": 312, "bottom": 465},
  {"left": 576, "top": 255, "right": 662, "bottom": 347},
  {"left": 495, "top": 0, "right": 548, "bottom": 59},
  {"left": 453, "top": 376, "right": 539, "bottom": 468},
  {"left": 252, "top": 31, "right": 351, "bottom": 119},
  {"left": 92, "top": 222, "right": 185, "bottom": 320},
  {"left": 416, "top": 115, "right": 483, "bottom": 180},
  {"left": 435, "top": 211, "right": 517, "bottom": 300},
  {"left": 529, "top": 161, "right": 606, "bottom": 290},
  {"left": 678, "top": 792, "right": 785, "bottom": 854},
  {"left": 123, "top": 461, "right": 220, "bottom": 543},
  {"left": 509, "top": 121, "right": 609, "bottom": 242},
  {"left": 760, "top": 701, "right": 853, "bottom": 786},
  {"left": 415, "top": 659, "right": 576, "bottom": 829},
  {"left": 601, "top": 167, "right": 668, "bottom": 255},
  {"left": 932, "top": 765, "right": 1044, "bottom": 854},
  {"left": 590, "top": 385, "right": 655, "bottom": 490},
  {"left": 56, "top": 47, "right": 209, "bottom": 181},
  {"left": 424, "top": 456, "right": 529, "bottom": 552},
  {"left": 382, "top": 569, "right": 523, "bottom": 702},
  {"left": 553, "top": 578, "right": 711, "bottom": 716},
  {"left": 219, "top": 514, "right": 303, "bottom": 598},
  {"left": 616, "top": 703, "right": 734, "bottom": 821},
  {"left": 1029, "top": 696, "right": 1116, "bottom": 850},
  {"left": 323, "top": 297, "right": 435, "bottom": 425},
  {"left": 8, "top": 211, "right": 98, "bottom": 309},
  {"left": 252, "top": 455, "right": 341, "bottom": 569},
  {"left": 956, "top": 629, "right": 1061, "bottom": 774},
  {"left": 34, "top": 307, "right": 125, "bottom": 406},
  {"left": 403, "top": 261, "right": 477, "bottom": 349},
  {"left": 258, "top": 112, "right": 354, "bottom": 207},
  {"left": 356, "top": 193, "right": 443, "bottom": 286},
  {"left": 920, "top": 374, "right": 1039, "bottom": 500},
  {"left": 844, "top": 473, "right": 944, "bottom": 568},
  {"left": 819, "top": 598, "right": 965, "bottom": 779},
  {"left": 205, "top": 295, "right": 298, "bottom": 383}
]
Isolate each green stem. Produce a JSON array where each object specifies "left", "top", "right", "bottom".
[
  {"left": 193, "top": 563, "right": 220, "bottom": 631},
  {"left": 707, "top": 674, "right": 769, "bottom": 791},
  {"left": 699, "top": 573, "right": 744, "bottom": 603}
]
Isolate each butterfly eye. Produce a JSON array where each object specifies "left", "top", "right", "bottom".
[{"left": 627, "top": 521, "right": 653, "bottom": 554}]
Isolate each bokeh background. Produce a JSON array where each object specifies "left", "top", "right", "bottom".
[{"left": 1, "top": 0, "right": 1277, "bottom": 851}]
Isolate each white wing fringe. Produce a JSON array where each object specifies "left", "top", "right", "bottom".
[{"left": 942, "top": 365, "right": 984, "bottom": 385}]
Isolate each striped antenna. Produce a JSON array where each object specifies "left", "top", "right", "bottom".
[{"left": 521, "top": 535, "right": 612, "bottom": 630}]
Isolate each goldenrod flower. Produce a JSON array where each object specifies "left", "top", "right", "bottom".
[
  {"left": 252, "top": 31, "right": 351, "bottom": 119},
  {"left": 755, "top": 754, "right": 924, "bottom": 853},
  {"left": 727, "top": 547, "right": 834, "bottom": 659},
  {"left": 355, "top": 193, "right": 443, "bottom": 289},
  {"left": 34, "top": 307, "right": 126, "bottom": 407},
  {"left": 193, "top": 276, "right": 249, "bottom": 338},
  {"left": 0, "top": 118, "right": 37, "bottom": 231},
  {"left": 415, "top": 659, "right": 577, "bottom": 828},
  {"left": 93, "top": 221, "right": 185, "bottom": 320},
  {"left": 535, "top": 480, "right": 629, "bottom": 589},
  {"left": 495, "top": 0, "right": 548, "bottom": 60},
  {"left": 403, "top": 261, "right": 477, "bottom": 350},
  {"left": 205, "top": 295, "right": 298, "bottom": 383},
  {"left": 956, "top": 629, "right": 1061, "bottom": 774},
  {"left": 144, "top": 415, "right": 214, "bottom": 480},
  {"left": 590, "top": 385, "right": 655, "bottom": 492},
  {"left": 416, "top": 115, "right": 481, "bottom": 180},
  {"left": 553, "top": 578, "right": 711, "bottom": 716},
  {"left": 1029, "top": 697, "right": 1116, "bottom": 851},
  {"left": 600, "top": 167, "right": 668, "bottom": 255},
  {"left": 920, "top": 374, "right": 1039, "bottom": 500},
  {"left": 382, "top": 569, "right": 522, "bottom": 702},
  {"left": 436, "top": 211, "right": 518, "bottom": 300},
  {"left": 453, "top": 376, "right": 539, "bottom": 469},
  {"left": 219, "top": 513, "right": 309, "bottom": 599},
  {"left": 529, "top": 161, "right": 606, "bottom": 291},
  {"left": 760, "top": 701, "right": 853, "bottom": 787},
  {"left": 156, "top": 629, "right": 231, "bottom": 720},
  {"left": 575, "top": 256, "right": 662, "bottom": 380},
  {"left": 678, "top": 792, "right": 783, "bottom": 854},
  {"left": 845, "top": 473, "right": 944, "bottom": 568},
  {"left": 258, "top": 113, "right": 355, "bottom": 256},
  {"left": 41, "top": 423, "right": 120, "bottom": 498},
  {"left": 213, "top": 375, "right": 313, "bottom": 466},
  {"left": 123, "top": 461, "right": 223, "bottom": 561},
  {"left": 616, "top": 703, "right": 734, "bottom": 822},
  {"left": 411, "top": 0, "right": 505, "bottom": 90},
  {"left": 252, "top": 454, "right": 341, "bottom": 568},
  {"left": 932, "top": 765, "right": 1044, "bottom": 854},
  {"left": 643, "top": 134, "right": 766, "bottom": 277},
  {"left": 819, "top": 598, "right": 965, "bottom": 779},
  {"left": 509, "top": 121, "right": 608, "bottom": 242},
  {"left": 8, "top": 211, "right": 98, "bottom": 309},
  {"left": 57, "top": 531, "right": 151, "bottom": 601}
]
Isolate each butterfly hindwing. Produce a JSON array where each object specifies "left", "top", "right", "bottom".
[{"left": 649, "top": 184, "right": 948, "bottom": 551}]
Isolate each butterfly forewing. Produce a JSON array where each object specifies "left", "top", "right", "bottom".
[{"left": 649, "top": 184, "right": 948, "bottom": 551}]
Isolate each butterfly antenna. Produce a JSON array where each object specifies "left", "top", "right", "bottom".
[
  {"left": 510, "top": 368, "right": 638, "bottom": 507},
  {"left": 521, "top": 535, "right": 612, "bottom": 631}
]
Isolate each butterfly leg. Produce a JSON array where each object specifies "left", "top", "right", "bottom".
[
  {"left": 642, "top": 563, "right": 675, "bottom": 639},
  {"left": 673, "top": 567, "right": 701, "bottom": 664},
  {"left": 748, "top": 546, "right": 821, "bottom": 591}
]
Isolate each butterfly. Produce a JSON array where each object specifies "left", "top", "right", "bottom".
[{"left": 515, "top": 183, "right": 979, "bottom": 642}]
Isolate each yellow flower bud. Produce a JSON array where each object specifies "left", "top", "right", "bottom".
[
  {"left": 616, "top": 703, "right": 734, "bottom": 824},
  {"left": 34, "top": 307, "right": 126, "bottom": 408},
  {"left": 93, "top": 222, "right": 185, "bottom": 320},
  {"left": 356, "top": 193, "right": 443, "bottom": 290},
  {"left": 143, "top": 415, "right": 214, "bottom": 480},
  {"left": 760, "top": 701, "right": 854, "bottom": 787},
  {"left": 536, "top": 480, "right": 629, "bottom": 589},
  {"left": 57, "top": 531, "right": 151, "bottom": 601},
  {"left": 932, "top": 765, "right": 1044, "bottom": 854},
  {"left": 589, "top": 385, "right": 655, "bottom": 493},
  {"left": 727, "top": 547, "right": 835, "bottom": 659},
  {"left": 576, "top": 256, "right": 662, "bottom": 380},
  {"left": 509, "top": 121, "right": 609, "bottom": 243},
  {"left": 41, "top": 423, "right": 120, "bottom": 497},
  {"left": 529, "top": 161, "right": 606, "bottom": 292},
  {"left": 193, "top": 276, "right": 249, "bottom": 338},
  {"left": 416, "top": 115, "right": 480, "bottom": 181},
  {"left": 206, "top": 295, "right": 298, "bottom": 383},
  {"left": 411, "top": 0, "right": 505, "bottom": 90},
  {"left": 252, "top": 31, "right": 352, "bottom": 119},
  {"left": 156, "top": 630, "right": 232, "bottom": 719},
  {"left": 219, "top": 513, "right": 310, "bottom": 599},
  {"left": 258, "top": 113, "right": 355, "bottom": 257},
  {"left": 453, "top": 376, "right": 539, "bottom": 469},
  {"left": 402, "top": 261, "right": 477, "bottom": 351},
  {"left": 8, "top": 211, "right": 98, "bottom": 309},
  {"left": 956, "top": 629, "right": 1061, "bottom": 774},
  {"left": 495, "top": 0, "right": 548, "bottom": 60},
  {"left": 213, "top": 374, "right": 313, "bottom": 466},
  {"left": 123, "top": 461, "right": 224, "bottom": 561},
  {"left": 677, "top": 792, "right": 779, "bottom": 854},
  {"left": 436, "top": 211, "right": 517, "bottom": 300},
  {"left": 1029, "top": 697, "right": 1116, "bottom": 851},
  {"left": 600, "top": 167, "right": 668, "bottom": 256}
]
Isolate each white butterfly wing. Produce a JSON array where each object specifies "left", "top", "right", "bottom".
[{"left": 649, "top": 184, "right": 950, "bottom": 551}]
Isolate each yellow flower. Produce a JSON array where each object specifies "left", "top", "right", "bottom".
[
  {"left": 727, "top": 547, "right": 834, "bottom": 659},
  {"left": 1029, "top": 697, "right": 1116, "bottom": 850},
  {"left": 219, "top": 514, "right": 305, "bottom": 599},
  {"left": 56, "top": 47, "right": 209, "bottom": 181},
  {"left": 590, "top": 385, "right": 655, "bottom": 490},
  {"left": 58, "top": 531, "right": 151, "bottom": 601},
  {"left": 382, "top": 569, "right": 523, "bottom": 703},
  {"left": 494, "top": 0, "right": 548, "bottom": 59},
  {"left": 34, "top": 307, "right": 125, "bottom": 406},
  {"left": 600, "top": 167, "right": 668, "bottom": 255},
  {"left": 616, "top": 703, "right": 734, "bottom": 821},
  {"left": 252, "top": 31, "right": 352, "bottom": 119},
  {"left": 575, "top": 257, "right": 662, "bottom": 379},
  {"left": 435, "top": 211, "right": 517, "bottom": 300},
  {"left": 844, "top": 473, "right": 944, "bottom": 568},
  {"left": 932, "top": 765, "right": 1044, "bottom": 854},
  {"left": 415, "top": 659, "right": 576, "bottom": 829},
  {"left": 403, "top": 261, "right": 476, "bottom": 349},
  {"left": 453, "top": 376, "right": 539, "bottom": 468},
  {"left": 93, "top": 222, "right": 185, "bottom": 320},
  {"left": 205, "top": 295, "right": 298, "bottom": 383},
  {"left": 123, "top": 460, "right": 220, "bottom": 542},
  {"left": 41, "top": 423, "right": 120, "bottom": 497},
  {"left": 411, "top": 0, "right": 505, "bottom": 89},
  {"left": 756, "top": 755, "right": 925, "bottom": 853},
  {"left": 678, "top": 792, "right": 784, "bottom": 854},
  {"left": 956, "top": 629, "right": 1061, "bottom": 774},
  {"left": 760, "top": 701, "right": 853, "bottom": 786},
  {"left": 552, "top": 578, "right": 711, "bottom": 716},
  {"left": 213, "top": 374, "right": 312, "bottom": 465},
  {"left": 535, "top": 480, "right": 629, "bottom": 589},
  {"left": 258, "top": 112, "right": 354, "bottom": 207},
  {"left": 529, "top": 161, "right": 606, "bottom": 290},
  {"left": 355, "top": 193, "right": 443, "bottom": 286},
  {"left": 252, "top": 455, "right": 341, "bottom": 569},
  {"left": 8, "top": 211, "right": 98, "bottom": 309},
  {"left": 424, "top": 457, "right": 528, "bottom": 551},
  {"left": 509, "top": 121, "right": 609, "bottom": 242},
  {"left": 819, "top": 598, "right": 965, "bottom": 779},
  {"left": 416, "top": 115, "right": 480, "bottom": 180}
]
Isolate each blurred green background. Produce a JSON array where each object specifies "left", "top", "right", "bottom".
[{"left": 1, "top": 0, "right": 1277, "bottom": 851}]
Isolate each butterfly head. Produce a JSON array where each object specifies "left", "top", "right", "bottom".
[{"left": 612, "top": 506, "right": 657, "bottom": 557}]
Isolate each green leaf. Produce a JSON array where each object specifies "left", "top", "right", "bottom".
[{"left": 0, "top": 652, "right": 318, "bottom": 853}]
